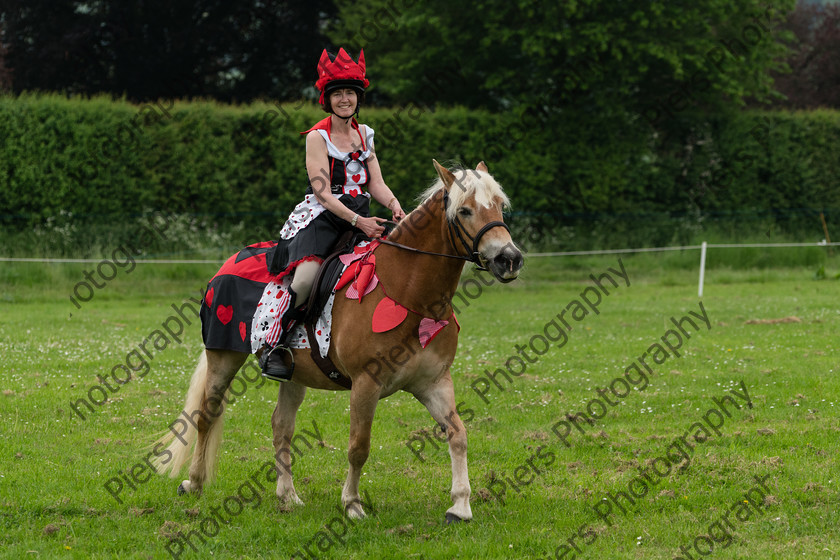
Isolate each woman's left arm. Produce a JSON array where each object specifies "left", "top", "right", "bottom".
[{"left": 366, "top": 138, "right": 406, "bottom": 221}]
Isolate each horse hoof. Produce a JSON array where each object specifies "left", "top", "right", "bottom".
[
  {"left": 346, "top": 504, "right": 366, "bottom": 519},
  {"left": 177, "top": 483, "right": 186, "bottom": 496},
  {"left": 445, "top": 512, "right": 468, "bottom": 524}
]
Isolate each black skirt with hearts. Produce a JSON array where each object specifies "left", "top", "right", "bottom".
[{"left": 267, "top": 194, "right": 370, "bottom": 276}]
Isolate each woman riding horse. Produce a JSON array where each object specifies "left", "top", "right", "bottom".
[
  {"left": 154, "top": 160, "right": 524, "bottom": 523},
  {"left": 152, "top": 50, "right": 526, "bottom": 523},
  {"left": 257, "top": 48, "right": 406, "bottom": 381}
]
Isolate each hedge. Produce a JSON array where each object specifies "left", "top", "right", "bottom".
[{"left": 0, "top": 93, "right": 838, "bottom": 245}]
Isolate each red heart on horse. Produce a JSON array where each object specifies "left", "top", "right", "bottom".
[
  {"left": 336, "top": 261, "right": 361, "bottom": 291},
  {"left": 239, "top": 321, "right": 247, "bottom": 341},
  {"left": 340, "top": 250, "right": 364, "bottom": 266},
  {"left": 354, "top": 260, "right": 375, "bottom": 297},
  {"left": 372, "top": 297, "right": 408, "bottom": 333},
  {"left": 216, "top": 305, "right": 233, "bottom": 325},
  {"left": 205, "top": 287, "right": 214, "bottom": 307},
  {"left": 419, "top": 318, "right": 449, "bottom": 348}
]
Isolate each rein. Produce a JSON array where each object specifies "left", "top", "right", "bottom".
[
  {"left": 377, "top": 191, "right": 509, "bottom": 272},
  {"left": 376, "top": 237, "right": 473, "bottom": 262}
]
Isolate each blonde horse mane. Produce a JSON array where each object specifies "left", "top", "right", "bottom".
[{"left": 416, "top": 165, "right": 510, "bottom": 222}]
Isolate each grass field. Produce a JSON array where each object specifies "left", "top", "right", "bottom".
[{"left": 1, "top": 252, "right": 839, "bottom": 559}]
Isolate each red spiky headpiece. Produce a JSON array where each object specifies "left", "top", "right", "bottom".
[{"left": 315, "top": 48, "right": 369, "bottom": 105}]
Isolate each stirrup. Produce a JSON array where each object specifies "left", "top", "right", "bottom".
[{"left": 259, "top": 345, "right": 295, "bottom": 382}]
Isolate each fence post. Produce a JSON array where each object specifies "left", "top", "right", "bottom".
[{"left": 698, "top": 241, "right": 707, "bottom": 297}]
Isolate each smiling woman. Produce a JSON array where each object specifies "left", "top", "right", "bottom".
[{"left": 253, "top": 48, "right": 408, "bottom": 382}]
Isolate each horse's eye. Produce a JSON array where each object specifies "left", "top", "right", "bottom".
[{"left": 458, "top": 207, "right": 472, "bottom": 217}]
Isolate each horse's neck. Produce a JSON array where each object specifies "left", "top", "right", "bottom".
[{"left": 378, "top": 191, "right": 464, "bottom": 320}]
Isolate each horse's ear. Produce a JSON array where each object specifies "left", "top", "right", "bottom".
[
  {"left": 433, "top": 159, "right": 456, "bottom": 191},
  {"left": 476, "top": 161, "right": 488, "bottom": 173}
]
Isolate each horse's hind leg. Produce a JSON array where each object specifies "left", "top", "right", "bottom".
[
  {"left": 272, "top": 381, "right": 307, "bottom": 505},
  {"left": 181, "top": 349, "right": 247, "bottom": 495},
  {"left": 412, "top": 370, "right": 472, "bottom": 523}
]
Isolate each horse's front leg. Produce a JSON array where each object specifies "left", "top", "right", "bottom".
[
  {"left": 341, "top": 376, "right": 381, "bottom": 519},
  {"left": 272, "top": 381, "right": 307, "bottom": 506},
  {"left": 413, "top": 370, "right": 472, "bottom": 523}
]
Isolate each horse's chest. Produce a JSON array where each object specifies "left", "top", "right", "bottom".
[{"left": 367, "top": 354, "right": 447, "bottom": 397}]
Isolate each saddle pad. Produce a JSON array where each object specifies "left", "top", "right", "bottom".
[{"left": 250, "top": 241, "right": 375, "bottom": 357}]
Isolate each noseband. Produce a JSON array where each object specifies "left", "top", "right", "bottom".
[{"left": 378, "top": 190, "right": 509, "bottom": 271}]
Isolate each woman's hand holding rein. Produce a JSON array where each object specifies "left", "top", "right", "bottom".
[{"left": 354, "top": 215, "right": 387, "bottom": 238}]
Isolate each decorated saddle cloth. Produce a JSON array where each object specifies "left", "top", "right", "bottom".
[
  {"left": 201, "top": 239, "right": 459, "bottom": 358},
  {"left": 200, "top": 242, "right": 330, "bottom": 355}
]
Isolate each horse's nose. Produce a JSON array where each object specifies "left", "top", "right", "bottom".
[{"left": 493, "top": 245, "right": 523, "bottom": 276}]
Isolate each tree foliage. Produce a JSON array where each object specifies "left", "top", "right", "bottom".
[
  {"left": 328, "top": 0, "right": 796, "bottom": 120},
  {"left": 0, "top": 0, "right": 334, "bottom": 102},
  {"left": 772, "top": 1, "right": 840, "bottom": 108}
]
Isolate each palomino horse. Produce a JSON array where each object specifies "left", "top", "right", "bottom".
[{"left": 154, "top": 161, "right": 523, "bottom": 522}]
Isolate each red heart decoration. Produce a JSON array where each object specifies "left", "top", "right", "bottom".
[
  {"left": 352, "top": 174, "right": 361, "bottom": 183},
  {"left": 339, "top": 251, "right": 364, "bottom": 266},
  {"left": 346, "top": 274, "right": 378, "bottom": 301},
  {"left": 354, "top": 261, "right": 375, "bottom": 298},
  {"left": 317, "top": 329, "right": 322, "bottom": 335},
  {"left": 205, "top": 287, "right": 214, "bottom": 307},
  {"left": 216, "top": 305, "right": 233, "bottom": 325},
  {"left": 239, "top": 321, "right": 247, "bottom": 341},
  {"left": 372, "top": 297, "right": 408, "bottom": 333},
  {"left": 336, "top": 261, "right": 361, "bottom": 291},
  {"left": 419, "top": 318, "right": 449, "bottom": 349}
]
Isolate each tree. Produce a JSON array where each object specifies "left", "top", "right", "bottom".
[
  {"left": 0, "top": 0, "right": 335, "bottom": 102},
  {"left": 327, "top": 0, "right": 796, "bottom": 121},
  {"left": 0, "top": 22, "right": 10, "bottom": 90},
  {"left": 773, "top": 1, "right": 840, "bottom": 108}
]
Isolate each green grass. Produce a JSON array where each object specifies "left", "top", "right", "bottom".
[{"left": 1, "top": 254, "right": 839, "bottom": 559}]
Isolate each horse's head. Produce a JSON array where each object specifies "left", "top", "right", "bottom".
[{"left": 431, "top": 160, "right": 523, "bottom": 283}]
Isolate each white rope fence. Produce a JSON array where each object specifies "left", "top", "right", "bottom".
[
  {"left": 3, "top": 241, "right": 838, "bottom": 297},
  {"left": 529, "top": 241, "right": 840, "bottom": 297}
]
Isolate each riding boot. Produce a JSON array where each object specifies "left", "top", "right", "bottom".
[{"left": 259, "top": 287, "right": 306, "bottom": 382}]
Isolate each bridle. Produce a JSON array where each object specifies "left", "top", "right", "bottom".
[{"left": 377, "top": 190, "right": 509, "bottom": 272}]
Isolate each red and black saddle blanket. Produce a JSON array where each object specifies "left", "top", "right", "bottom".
[
  {"left": 200, "top": 242, "right": 277, "bottom": 354},
  {"left": 200, "top": 238, "right": 459, "bottom": 356},
  {"left": 200, "top": 237, "right": 362, "bottom": 355}
]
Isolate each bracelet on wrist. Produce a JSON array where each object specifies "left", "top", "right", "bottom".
[
  {"left": 351, "top": 214, "right": 359, "bottom": 227},
  {"left": 387, "top": 197, "right": 398, "bottom": 209}
]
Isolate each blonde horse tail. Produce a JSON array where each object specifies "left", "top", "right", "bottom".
[{"left": 152, "top": 350, "right": 229, "bottom": 482}]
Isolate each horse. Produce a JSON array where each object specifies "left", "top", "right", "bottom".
[{"left": 153, "top": 160, "right": 524, "bottom": 523}]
